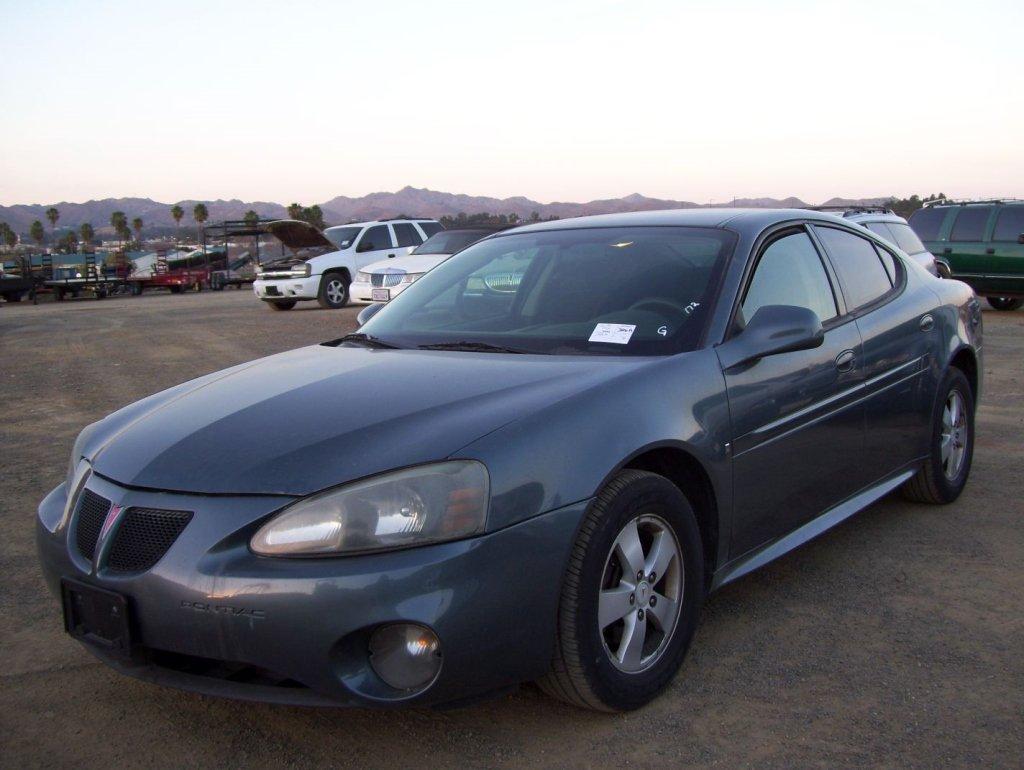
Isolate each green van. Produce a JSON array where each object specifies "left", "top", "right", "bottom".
[{"left": 908, "top": 199, "right": 1024, "bottom": 310}]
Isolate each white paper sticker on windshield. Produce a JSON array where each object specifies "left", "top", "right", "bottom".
[{"left": 589, "top": 323, "right": 636, "bottom": 344}]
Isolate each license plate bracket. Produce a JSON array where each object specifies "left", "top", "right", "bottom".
[
  {"left": 371, "top": 288, "right": 391, "bottom": 302},
  {"left": 61, "top": 578, "right": 133, "bottom": 657}
]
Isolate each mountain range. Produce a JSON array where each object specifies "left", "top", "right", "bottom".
[{"left": 0, "top": 186, "right": 891, "bottom": 236}]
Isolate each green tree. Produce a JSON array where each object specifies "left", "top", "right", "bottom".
[
  {"left": 529, "top": 210, "right": 541, "bottom": 222},
  {"left": 132, "top": 216, "right": 144, "bottom": 247},
  {"left": 170, "top": 204, "right": 184, "bottom": 242},
  {"left": 58, "top": 231, "right": 79, "bottom": 254},
  {"left": 45, "top": 206, "right": 59, "bottom": 238},
  {"left": 193, "top": 203, "right": 209, "bottom": 253},
  {"left": 0, "top": 222, "right": 16, "bottom": 250},
  {"left": 110, "top": 211, "right": 127, "bottom": 249},
  {"left": 301, "top": 205, "right": 325, "bottom": 230},
  {"left": 80, "top": 223, "right": 95, "bottom": 246},
  {"left": 243, "top": 209, "right": 259, "bottom": 226},
  {"left": 30, "top": 219, "right": 46, "bottom": 248},
  {"left": 287, "top": 203, "right": 303, "bottom": 220}
]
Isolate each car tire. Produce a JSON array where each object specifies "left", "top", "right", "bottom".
[
  {"left": 538, "top": 469, "right": 704, "bottom": 712},
  {"left": 266, "top": 300, "right": 297, "bottom": 311},
  {"left": 902, "top": 367, "right": 975, "bottom": 504},
  {"left": 987, "top": 297, "right": 1023, "bottom": 311},
  {"left": 317, "top": 273, "right": 350, "bottom": 309}
]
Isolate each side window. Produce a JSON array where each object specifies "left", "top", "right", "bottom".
[
  {"left": 418, "top": 222, "right": 443, "bottom": 238},
  {"left": 358, "top": 225, "right": 393, "bottom": 252},
  {"left": 908, "top": 207, "right": 947, "bottom": 241},
  {"left": 741, "top": 231, "right": 837, "bottom": 326},
  {"left": 874, "top": 244, "right": 897, "bottom": 284},
  {"left": 993, "top": 207, "right": 1024, "bottom": 242},
  {"left": 393, "top": 223, "right": 423, "bottom": 248},
  {"left": 949, "top": 207, "right": 991, "bottom": 242},
  {"left": 815, "top": 226, "right": 893, "bottom": 310},
  {"left": 886, "top": 222, "right": 928, "bottom": 255},
  {"left": 865, "top": 222, "right": 896, "bottom": 244}
]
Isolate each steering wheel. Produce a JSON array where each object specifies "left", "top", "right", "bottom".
[{"left": 627, "top": 298, "right": 689, "bottom": 321}]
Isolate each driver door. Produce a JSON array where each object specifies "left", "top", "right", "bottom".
[
  {"left": 355, "top": 224, "right": 397, "bottom": 270},
  {"left": 720, "top": 227, "right": 866, "bottom": 558}
]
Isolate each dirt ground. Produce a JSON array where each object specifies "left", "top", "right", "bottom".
[{"left": 1, "top": 289, "right": 1021, "bottom": 768}]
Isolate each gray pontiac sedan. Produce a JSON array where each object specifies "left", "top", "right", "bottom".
[{"left": 37, "top": 209, "right": 982, "bottom": 711}]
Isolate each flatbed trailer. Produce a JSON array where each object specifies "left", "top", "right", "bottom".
[
  {"left": 45, "top": 254, "right": 118, "bottom": 300},
  {"left": 128, "top": 267, "right": 212, "bottom": 295}
]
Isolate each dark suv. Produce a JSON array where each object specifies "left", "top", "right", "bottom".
[{"left": 909, "top": 199, "right": 1024, "bottom": 310}]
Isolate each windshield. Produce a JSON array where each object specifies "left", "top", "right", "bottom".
[
  {"left": 413, "top": 230, "right": 492, "bottom": 255},
  {"left": 360, "top": 226, "right": 735, "bottom": 356},
  {"left": 324, "top": 226, "right": 363, "bottom": 250}
]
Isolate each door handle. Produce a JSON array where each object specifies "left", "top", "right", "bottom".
[
  {"left": 919, "top": 314, "right": 934, "bottom": 332},
  {"left": 387, "top": 253, "right": 396, "bottom": 258},
  {"left": 943, "top": 247, "right": 952, "bottom": 254},
  {"left": 985, "top": 248, "right": 995, "bottom": 254},
  {"left": 834, "top": 349, "right": 856, "bottom": 372}
]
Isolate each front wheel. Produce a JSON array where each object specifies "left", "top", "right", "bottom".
[
  {"left": 987, "top": 297, "right": 1023, "bottom": 311},
  {"left": 317, "top": 273, "right": 349, "bottom": 309},
  {"left": 902, "top": 367, "right": 975, "bottom": 504},
  {"left": 538, "top": 470, "right": 704, "bottom": 711}
]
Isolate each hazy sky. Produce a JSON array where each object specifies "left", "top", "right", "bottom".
[{"left": 1, "top": 0, "right": 1021, "bottom": 206}]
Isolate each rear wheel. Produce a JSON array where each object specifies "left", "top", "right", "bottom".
[
  {"left": 902, "top": 367, "right": 974, "bottom": 504},
  {"left": 538, "top": 470, "right": 704, "bottom": 711},
  {"left": 266, "top": 299, "right": 297, "bottom": 311},
  {"left": 317, "top": 273, "right": 349, "bottom": 309},
  {"left": 169, "top": 285, "right": 183, "bottom": 294},
  {"left": 987, "top": 297, "right": 1023, "bottom": 311}
]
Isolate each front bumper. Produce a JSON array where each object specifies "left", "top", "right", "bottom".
[
  {"left": 253, "top": 277, "right": 319, "bottom": 301},
  {"left": 36, "top": 474, "right": 587, "bottom": 707}
]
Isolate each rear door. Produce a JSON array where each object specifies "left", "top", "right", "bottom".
[
  {"left": 813, "top": 225, "right": 936, "bottom": 480},
  {"left": 723, "top": 226, "right": 866, "bottom": 557},
  {"left": 392, "top": 222, "right": 424, "bottom": 255},
  {"left": 944, "top": 206, "right": 994, "bottom": 283},
  {"left": 990, "top": 206, "right": 1024, "bottom": 293}
]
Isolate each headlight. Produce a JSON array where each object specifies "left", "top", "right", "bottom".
[
  {"left": 355, "top": 271, "right": 371, "bottom": 283},
  {"left": 400, "top": 273, "right": 424, "bottom": 284},
  {"left": 250, "top": 461, "right": 489, "bottom": 557},
  {"left": 290, "top": 263, "right": 312, "bottom": 277}
]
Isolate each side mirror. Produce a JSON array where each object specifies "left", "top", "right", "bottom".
[
  {"left": 718, "top": 305, "right": 824, "bottom": 370},
  {"left": 356, "top": 302, "right": 385, "bottom": 326},
  {"left": 357, "top": 241, "right": 374, "bottom": 253},
  {"left": 1017, "top": 233, "right": 1024, "bottom": 245}
]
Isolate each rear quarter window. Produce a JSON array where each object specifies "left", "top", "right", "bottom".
[
  {"left": 949, "top": 207, "right": 992, "bottom": 242},
  {"left": 992, "top": 207, "right": 1024, "bottom": 242},
  {"left": 886, "top": 223, "right": 928, "bottom": 255},
  {"left": 418, "top": 222, "right": 443, "bottom": 238},
  {"left": 908, "top": 207, "right": 948, "bottom": 241},
  {"left": 814, "top": 226, "right": 894, "bottom": 310}
]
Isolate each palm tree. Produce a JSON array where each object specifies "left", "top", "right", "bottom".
[
  {"left": 110, "top": 211, "right": 127, "bottom": 250},
  {"left": 80, "top": 223, "right": 95, "bottom": 250},
  {"left": 45, "top": 207, "right": 59, "bottom": 240},
  {"left": 193, "top": 203, "right": 209, "bottom": 254},
  {"left": 132, "top": 217, "right": 144, "bottom": 248},
  {"left": 30, "top": 220, "right": 46, "bottom": 248},
  {"left": 1, "top": 222, "right": 17, "bottom": 250},
  {"left": 170, "top": 204, "right": 184, "bottom": 242}
]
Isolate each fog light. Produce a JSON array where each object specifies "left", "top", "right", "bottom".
[{"left": 368, "top": 624, "right": 442, "bottom": 691}]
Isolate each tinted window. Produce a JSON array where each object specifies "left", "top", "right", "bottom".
[
  {"left": 359, "top": 225, "right": 393, "bottom": 251},
  {"left": 908, "top": 207, "right": 947, "bottom": 241},
  {"left": 993, "top": 207, "right": 1024, "bottom": 242},
  {"left": 393, "top": 223, "right": 423, "bottom": 248},
  {"left": 886, "top": 222, "right": 928, "bottom": 255},
  {"left": 742, "top": 231, "right": 837, "bottom": 325},
  {"left": 418, "top": 222, "right": 443, "bottom": 237},
  {"left": 413, "top": 230, "right": 491, "bottom": 255},
  {"left": 360, "top": 227, "right": 736, "bottom": 356},
  {"left": 815, "top": 226, "right": 893, "bottom": 309},
  {"left": 865, "top": 222, "right": 896, "bottom": 243},
  {"left": 324, "top": 226, "right": 363, "bottom": 249},
  {"left": 950, "top": 207, "right": 992, "bottom": 242},
  {"left": 874, "top": 244, "right": 897, "bottom": 283}
]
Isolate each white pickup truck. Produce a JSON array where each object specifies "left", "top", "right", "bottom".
[{"left": 253, "top": 218, "right": 442, "bottom": 310}]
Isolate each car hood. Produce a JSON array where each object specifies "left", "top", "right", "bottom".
[
  {"left": 360, "top": 255, "right": 450, "bottom": 275},
  {"left": 87, "top": 345, "right": 650, "bottom": 496}
]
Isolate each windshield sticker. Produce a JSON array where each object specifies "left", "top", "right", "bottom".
[{"left": 589, "top": 323, "right": 636, "bottom": 344}]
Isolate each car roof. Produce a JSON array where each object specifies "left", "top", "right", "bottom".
[
  {"left": 843, "top": 212, "right": 909, "bottom": 225},
  {"left": 504, "top": 208, "right": 852, "bottom": 237},
  {"left": 328, "top": 219, "right": 437, "bottom": 229}
]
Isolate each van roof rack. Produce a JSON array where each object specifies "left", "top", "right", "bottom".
[
  {"left": 923, "top": 197, "right": 1024, "bottom": 208},
  {"left": 808, "top": 204, "right": 894, "bottom": 217}
]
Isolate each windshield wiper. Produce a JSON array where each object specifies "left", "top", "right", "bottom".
[
  {"left": 417, "top": 341, "right": 534, "bottom": 354},
  {"left": 335, "top": 333, "right": 403, "bottom": 349}
]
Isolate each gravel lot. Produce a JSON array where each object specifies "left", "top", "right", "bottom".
[{"left": 1, "top": 290, "right": 1021, "bottom": 768}]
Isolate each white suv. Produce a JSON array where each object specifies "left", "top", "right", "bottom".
[
  {"left": 253, "top": 218, "right": 442, "bottom": 310},
  {"left": 813, "top": 206, "right": 939, "bottom": 276}
]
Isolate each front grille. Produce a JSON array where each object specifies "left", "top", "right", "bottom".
[
  {"left": 75, "top": 489, "right": 112, "bottom": 561},
  {"left": 371, "top": 273, "right": 403, "bottom": 288},
  {"left": 106, "top": 508, "right": 193, "bottom": 573}
]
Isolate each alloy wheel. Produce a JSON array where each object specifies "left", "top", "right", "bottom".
[
  {"left": 326, "top": 279, "right": 346, "bottom": 305},
  {"left": 941, "top": 390, "right": 968, "bottom": 480},
  {"left": 599, "top": 514, "right": 683, "bottom": 673}
]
